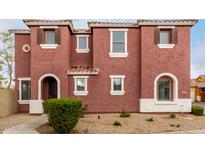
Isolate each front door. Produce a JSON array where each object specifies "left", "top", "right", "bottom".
[{"left": 42, "top": 77, "right": 57, "bottom": 100}]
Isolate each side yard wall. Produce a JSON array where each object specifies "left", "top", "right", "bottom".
[{"left": 0, "top": 89, "right": 18, "bottom": 118}]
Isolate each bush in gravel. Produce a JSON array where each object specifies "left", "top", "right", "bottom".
[
  {"left": 49, "top": 98, "right": 83, "bottom": 134},
  {"left": 192, "top": 105, "right": 204, "bottom": 116},
  {"left": 169, "top": 114, "right": 176, "bottom": 119},
  {"left": 120, "top": 111, "right": 130, "bottom": 118},
  {"left": 146, "top": 117, "right": 154, "bottom": 122},
  {"left": 113, "top": 121, "right": 122, "bottom": 126},
  {"left": 42, "top": 100, "right": 51, "bottom": 114}
]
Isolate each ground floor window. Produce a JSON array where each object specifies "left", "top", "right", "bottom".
[
  {"left": 158, "top": 78, "right": 171, "bottom": 101},
  {"left": 110, "top": 75, "right": 125, "bottom": 95},
  {"left": 18, "top": 78, "right": 31, "bottom": 100},
  {"left": 73, "top": 76, "right": 89, "bottom": 96}
]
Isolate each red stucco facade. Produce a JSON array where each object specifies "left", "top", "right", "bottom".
[{"left": 13, "top": 19, "right": 197, "bottom": 113}]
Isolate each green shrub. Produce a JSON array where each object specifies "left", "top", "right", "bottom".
[
  {"left": 176, "top": 124, "right": 180, "bottom": 128},
  {"left": 192, "top": 105, "right": 204, "bottom": 116},
  {"left": 146, "top": 117, "right": 154, "bottom": 122},
  {"left": 113, "top": 121, "right": 121, "bottom": 126},
  {"left": 120, "top": 112, "right": 130, "bottom": 118},
  {"left": 42, "top": 100, "right": 51, "bottom": 114},
  {"left": 169, "top": 114, "right": 176, "bottom": 119},
  {"left": 49, "top": 98, "right": 83, "bottom": 133},
  {"left": 170, "top": 124, "right": 180, "bottom": 128}
]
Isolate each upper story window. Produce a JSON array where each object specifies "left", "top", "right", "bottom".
[
  {"left": 37, "top": 26, "right": 60, "bottom": 49},
  {"left": 45, "top": 31, "right": 55, "bottom": 44},
  {"left": 154, "top": 26, "right": 177, "bottom": 48},
  {"left": 110, "top": 75, "right": 125, "bottom": 95},
  {"left": 76, "top": 35, "right": 89, "bottom": 53},
  {"left": 109, "top": 29, "right": 128, "bottom": 57},
  {"left": 159, "top": 30, "right": 171, "bottom": 44}
]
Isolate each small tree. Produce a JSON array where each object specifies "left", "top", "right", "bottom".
[{"left": 0, "top": 32, "right": 14, "bottom": 89}]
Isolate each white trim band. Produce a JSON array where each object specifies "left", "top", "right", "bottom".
[
  {"left": 40, "top": 44, "right": 58, "bottom": 49},
  {"left": 140, "top": 99, "right": 192, "bottom": 112},
  {"left": 157, "top": 44, "right": 175, "bottom": 48}
]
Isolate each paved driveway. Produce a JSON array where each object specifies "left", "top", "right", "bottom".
[{"left": 192, "top": 102, "right": 205, "bottom": 114}]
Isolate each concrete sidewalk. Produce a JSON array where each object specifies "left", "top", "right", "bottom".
[
  {"left": 3, "top": 114, "right": 48, "bottom": 134},
  {"left": 162, "top": 129, "right": 205, "bottom": 134}
]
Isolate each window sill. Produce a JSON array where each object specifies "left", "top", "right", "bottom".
[
  {"left": 40, "top": 44, "right": 58, "bottom": 49},
  {"left": 18, "top": 100, "right": 31, "bottom": 104},
  {"left": 76, "top": 49, "right": 90, "bottom": 53},
  {"left": 157, "top": 44, "right": 175, "bottom": 48},
  {"left": 73, "top": 91, "right": 88, "bottom": 96},
  {"left": 155, "top": 100, "right": 177, "bottom": 105},
  {"left": 110, "top": 91, "right": 125, "bottom": 95},
  {"left": 109, "top": 52, "right": 128, "bottom": 58}
]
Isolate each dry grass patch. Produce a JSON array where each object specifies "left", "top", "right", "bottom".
[{"left": 36, "top": 113, "right": 205, "bottom": 134}]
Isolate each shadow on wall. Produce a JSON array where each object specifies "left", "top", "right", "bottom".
[{"left": 0, "top": 89, "right": 18, "bottom": 118}]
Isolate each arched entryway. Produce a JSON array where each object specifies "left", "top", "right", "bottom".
[
  {"left": 42, "top": 77, "right": 57, "bottom": 100},
  {"left": 38, "top": 74, "right": 61, "bottom": 100}
]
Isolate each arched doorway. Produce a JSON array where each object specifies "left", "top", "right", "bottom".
[
  {"left": 42, "top": 77, "right": 57, "bottom": 100},
  {"left": 38, "top": 73, "right": 61, "bottom": 100}
]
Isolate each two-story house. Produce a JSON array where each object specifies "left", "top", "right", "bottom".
[{"left": 10, "top": 19, "right": 197, "bottom": 114}]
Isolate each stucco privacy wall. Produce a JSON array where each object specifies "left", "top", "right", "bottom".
[{"left": 0, "top": 90, "right": 18, "bottom": 118}]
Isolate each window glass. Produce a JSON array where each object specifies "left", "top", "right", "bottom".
[
  {"left": 46, "top": 31, "right": 55, "bottom": 44},
  {"left": 160, "top": 31, "right": 170, "bottom": 44},
  {"left": 79, "top": 37, "right": 87, "bottom": 49},
  {"left": 113, "top": 78, "right": 122, "bottom": 91},
  {"left": 158, "top": 80, "right": 170, "bottom": 100},
  {"left": 76, "top": 78, "right": 85, "bottom": 91},
  {"left": 112, "top": 31, "right": 125, "bottom": 53},
  {"left": 21, "top": 81, "right": 31, "bottom": 100}
]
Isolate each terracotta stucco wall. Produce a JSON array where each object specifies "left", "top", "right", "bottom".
[
  {"left": 140, "top": 26, "right": 191, "bottom": 99},
  {"left": 70, "top": 35, "right": 93, "bottom": 67},
  {"left": 30, "top": 26, "right": 70, "bottom": 100},
  {"left": 67, "top": 28, "right": 141, "bottom": 113}
]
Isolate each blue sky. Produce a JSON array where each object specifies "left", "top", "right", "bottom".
[{"left": 0, "top": 19, "right": 204, "bottom": 78}]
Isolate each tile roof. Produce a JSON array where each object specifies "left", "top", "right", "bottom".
[
  {"left": 190, "top": 79, "right": 197, "bottom": 87},
  {"left": 9, "top": 29, "right": 30, "bottom": 34},
  {"left": 67, "top": 66, "right": 99, "bottom": 75},
  {"left": 23, "top": 19, "right": 73, "bottom": 26},
  {"left": 10, "top": 19, "right": 198, "bottom": 35},
  {"left": 137, "top": 19, "right": 198, "bottom": 26},
  {"left": 88, "top": 21, "right": 138, "bottom": 27}
]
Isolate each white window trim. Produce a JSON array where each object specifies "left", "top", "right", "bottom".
[
  {"left": 157, "top": 26, "right": 175, "bottom": 29},
  {"left": 18, "top": 77, "right": 31, "bottom": 103},
  {"left": 110, "top": 75, "right": 125, "bottom": 95},
  {"left": 109, "top": 29, "right": 128, "bottom": 58},
  {"left": 40, "top": 44, "right": 58, "bottom": 49},
  {"left": 157, "top": 26, "right": 176, "bottom": 48},
  {"left": 154, "top": 72, "right": 178, "bottom": 104},
  {"left": 73, "top": 76, "right": 89, "bottom": 96},
  {"left": 40, "top": 26, "right": 58, "bottom": 29},
  {"left": 76, "top": 35, "right": 90, "bottom": 53},
  {"left": 157, "top": 44, "right": 175, "bottom": 48}
]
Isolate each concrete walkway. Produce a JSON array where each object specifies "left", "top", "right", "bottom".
[
  {"left": 162, "top": 129, "right": 205, "bottom": 134},
  {"left": 3, "top": 114, "right": 48, "bottom": 134}
]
